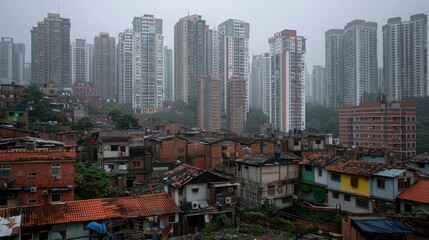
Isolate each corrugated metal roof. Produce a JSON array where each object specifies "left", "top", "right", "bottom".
[{"left": 373, "top": 169, "right": 406, "bottom": 177}]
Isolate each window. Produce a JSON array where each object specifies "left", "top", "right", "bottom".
[
  {"left": 332, "top": 192, "right": 339, "bottom": 199},
  {"left": 294, "top": 141, "right": 299, "bottom": 146},
  {"left": 267, "top": 185, "right": 275, "bottom": 196},
  {"left": 168, "top": 214, "right": 176, "bottom": 223},
  {"left": 133, "top": 161, "right": 140, "bottom": 167},
  {"left": 318, "top": 168, "right": 323, "bottom": 177},
  {"left": 110, "top": 145, "right": 118, "bottom": 151},
  {"left": 351, "top": 177, "right": 358, "bottom": 188},
  {"left": 331, "top": 172, "right": 340, "bottom": 182},
  {"left": 51, "top": 193, "right": 61, "bottom": 202},
  {"left": 417, "top": 163, "right": 425, "bottom": 168},
  {"left": 377, "top": 179, "right": 385, "bottom": 189},
  {"left": 191, "top": 187, "right": 199, "bottom": 193},
  {"left": 120, "top": 146, "right": 126, "bottom": 152},
  {"left": 28, "top": 199, "right": 37, "bottom": 204},
  {"left": 305, "top": 165, "right": 312, "bottom": 172},
  {"left": 66, "top": 135, "right": 74, "bottom": 141},
  {"left": 0, "top": 165, "right": 11, "bottom": 178},
  {"left": 28, "top": 172, "right": 37, "bottom": 177},
  {"left": 356, "top": 198, "right": 369, "bottom": 209},
  {"left": 344, "top": 194, "right": 351, "bottom": 202},
  {"left": 51, "top": 163, "right": 61, "bottom": 176}
]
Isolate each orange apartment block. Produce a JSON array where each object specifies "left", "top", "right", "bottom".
[
  {"left": 0, "top": 149, "right": 75, "bottom": 207},
  {"left": 339, "top": 101, "right": 416, "bottom": 159}
]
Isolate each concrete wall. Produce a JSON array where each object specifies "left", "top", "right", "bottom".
[
  {"left": 327, "top": 190, "right": 372, "bottom": 213},
  {"left": 185, "top": 183, "right": 208, "bottom": 202},
  {"left": 314, "top": 167, "right": 328, "bottom": 186}
]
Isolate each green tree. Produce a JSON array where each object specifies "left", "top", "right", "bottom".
[
  {"left": 306, "top": 103, "right": 338, "bottom": 136},
  {"left": 114, "top": 114, "right": 141, "bottom": 130},
  {"left": 72, "top": 117, "right": 94, "bottom": 132},
  {"left": 74, "top": 162, "right": 123, "bottom": 200},
  {"left": 244, "top": 108, "right": 269, "bottom": 134}
]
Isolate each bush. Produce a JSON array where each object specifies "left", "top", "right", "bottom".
[{"left": 251, "top": 224, "right": 267, "bottom": 236}]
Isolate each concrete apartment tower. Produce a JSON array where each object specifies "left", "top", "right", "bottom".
[
  {"left": 31, "top": 13, "right": 71, "bottom": 87},
  {"left": 227, "top": 76, "right": 247, "bottom": 134},
  {"left": 218, "top": 19, "right": 250, "bottom": 113},
  {"left": 312, "top": 65, "right": 326, "bottom": 107},
  {"left": 94, "top": 32, "right": 116, "bottom": 102},
  {"left": 117, "top": 29, "right": 134, "bottom": 105},
  {"left": 174, "top": 14, "right": 206, "bottom": 104},
  {"left": 325, "top": 29, "right": 343, "bottom": 109},
  {"left": 250, "top": 53, "right": 271, "bottom": 116},
  {"left": 383, "top": 14, "right": 428, "bottom": 100},
  {"left": 197, "top": 75, "right": 221, "bottom": 132},
  {"left": 132, "top": 15, "right": 164, "bottom": 113},
  {"left": 205, "top": 26, "right": 219, "bottom": 78},
  {"left": 163, "top": 46, "right": 173, "bottom": 103},
  {"left": 71, "top": 39, "right": 92, "bottom": 84},
  {"left": 269, "top": 29, "right": 306, "bottom": 133},
  {"left": 0, "top": 37, "right": 25, "bottom": 84}
]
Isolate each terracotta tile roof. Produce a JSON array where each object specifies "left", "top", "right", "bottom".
[
  {"left": 0, "top": 193, "right": 181, "bottom": 228},
  {"left": 99, "top": 130, "right": 131, "bottom": 141},
  {"left": 325, "top": 159, "right": 387, "bottom": 176},
  {"left": 0, "top": 149, "right": 76, "bottom": 162},
  {"left": 354, "top": 146, "right": 386, "bottom": 157},
  {"left": 397, "top": 179, "right": 429, "bottom": 204},
  {"left": 237, "top": 152, "right": 301, "bottom": 166},
  {"left": 299, "top": 154, "right": 346, "bottom": 167},
  {"left": 408, "top": 152, "right": 429, "bottom": 163},
  {"left": 163, "top": 164, "right": 204, "bottom": 188}
]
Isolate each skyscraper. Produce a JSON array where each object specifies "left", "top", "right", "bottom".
[
  {"left": 250, "top": 53, "right": 270, "bottom": 115},
  {"left": 163, "top": 46, "right": 173, "bottom": 103},
  {"left": 312, "top": 65, "right": 326, "bottom": 107},
  {"left": 31, "top": 13, "right": 71, "bottom": 87},
  {"left": 342, "top": 20, "right": 378, "bottom": 106},
  {"left": 325, "top": 29, "right": 343, "bottom": 109},
  {"left": 197, "top": 75, "right": 220, "bottom": 132},
  {"left": 0, "top": 37, "right": 25, "bottom": 84},
  {"left": 218, "top": 19, "right": 250, "bottom": 112},
  {"left": 269, "top": 29, "right": 306, "bottom": 133},
  {"left": 71, "top": 39, "right": 92, "bottom": 84},
  {"left": 94, "top": 32, "right": 116, "bottom": 101},
  {"left": 227, "top": 76, "right": 247, "bottom": 134},
  {"left": 305, "top": 64, "right": 313, "bottom": 104},
  {"left": 205, "top": 26, "right": 219, "bottom": 78},
  {"left": 132, "top": 15, "right": 164, "bottom": 113},
  {"left": 117, "top": 29, "right": 134, "bottom": 105},
  {"left": 383, "top": 14, "right": 428, "bottom": 100},
  {"left": 174, "top": 14, "right": 206, "bottom": 104}
]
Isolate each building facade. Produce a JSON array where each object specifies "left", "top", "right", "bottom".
[
  {"left": 227, "top": 76, "right": 247, "bottom": 134},
  {"left": 383, "top": 14, "right": 428, "bottom": 100},
  {"left": 31, "top": 13, "right": 71, "bottom": 87},
  {"left": 71, "top": 39, "right": 92, "bottom": 84},
  {"left": 312, "top": 65, "right": 326, "bottom": 106},
  {"left": 205, "top": 27, "right": 219, "bottom": 78},
  {"left": 174, "top": 14, "right": 206, "bottom": 104},
  {"left": 117, "top": 29, "right": 134, "bottom": 105},
  {"left": 0, "top": 37, "right": 25, "bottom": 84},
  {"left": 94, "top": 32, "right": 116, "bottom": 101},
  {"left": 325, "top": 29, "right": 343, "bottom": 109},
  {"left": 163, "top": 46, "right": 173, "bottom": 103},
  {"left": 339, "top": 101, "right": 417, "bottom": 158},
  {"left": 250, "top": 53, "right": 270, "bottom": 115},
  {"left": 269, "top": 29, "right": 306, "bottom": 133},
  {"left": 197, "top": 75, "right": 221, "bottom": 132}
]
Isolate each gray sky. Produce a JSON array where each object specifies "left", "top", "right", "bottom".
[{"left": 1, "top": 0, "right": 428, "bottom": 68}]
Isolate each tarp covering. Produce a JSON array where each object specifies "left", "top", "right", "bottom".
[
  {"left": 86, "top": 221, "right": 107, "bottom": 234},
  {"left": 297, "top": 182, "right": 325, "bottom": 203},
  {"left": 354, "top": 219, "right": 414, "bottom": 234}
]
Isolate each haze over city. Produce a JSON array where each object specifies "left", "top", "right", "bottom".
[{"left": 1, "top": 0, "right": 428, "bottom": 67}]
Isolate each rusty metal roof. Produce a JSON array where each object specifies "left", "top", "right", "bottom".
[
  {"left": 325, "top": 159, "right": 387, "bottom": 176},
  {"left": 236, "top": 152, "right": 301, "bottom": 166},
  {"left": 162, "top": 164, "right": 204, "bottom": 188},
  {"left": 299, "top": 154, "right": 346, "bottom": 167}
]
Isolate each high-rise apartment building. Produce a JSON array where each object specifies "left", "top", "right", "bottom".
[
  {"left": 0, "top": 37, "right": 25, "bottom": 84},
  {"left": 218, "top": 19, "right": 250, "bottom": 112},
  {"left": 305, "top": 65, "right": 313, "bottom": 104},
  {"left": 163, "top": 46, "right": 173, "bottom": 103},
  {"left": 132, "top": 15, "right": 164, "bottom": 113},
  {"left": 71, "top": 39, "right": 92, "bottom": 84},
  {"left": 94, "top": 32, "right": 116, "bottom": 101},
  {"left": 312, "top": 65, "right": 326, "bottom": 106},
  {"left": 269, "top": 29, "right": 306, "bottom": 133},
  {"left": 250, "top": 53, "right": 270, "bottom": 115},
  {"left": 227, "top": 76, "right": 247, "bottom": 134},
  {"left": 174, "top": 14, "right": 206, "bottom": 104},
  {"left": 383, "top": 14, "right": 428, "bottom": 100},
  {"left": 117, "top": 29, "right": 134, "bottom": 105},
  {"left": 325, "top": 29, "right": 343, "bottom": 109},
  {"left": 205, "top": 26, "right": 219, "bottom": 78},
  {"left": 197, "top": 75, "right": 221, "bottom": 132},
  {"left": 339, "top": 100, "right": 416, "bottom": 158},
  {"left": 31, "top": 13, "right": 71, "bottom": 87}
]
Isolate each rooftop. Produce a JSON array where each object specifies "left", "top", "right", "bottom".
[
  {"left": 408, "top": 152, "right": 429, "bottom": 163},
  {"left": 237, "top": 152, "right": 301, "bottom": 166},
  {"left": 299, "top": 154, "right": 346, "bottom": 167},
  {"left": 397, "top": 179, "right": 429, "bottom": 205},
  {"left": 325, "top": 159, "right": 387, "bottom": 176},
  {"left": 163, "top": 164, "right": 204, "bottom": 188}
]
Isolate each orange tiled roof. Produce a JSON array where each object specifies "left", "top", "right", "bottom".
[
  {"left": 0, "top": 149, "right": 76, "bottom": 162},
  {"left": 163, "top": 164, "right": 204, "bottom": 188},
  {"left": 397, "top": 179, "right": 429, "bottom": 204},
  {"left": 299, "top": 154, "right": 346, "bottom": 167},
  {"left": 325, "top": 159, "right": 387, "bottom": 176},
  {"left": 0, "top": 193, "right": 181, "bottom": 228}
]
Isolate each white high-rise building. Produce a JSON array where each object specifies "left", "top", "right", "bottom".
[
  {"left": 205, "top": 27, "right": 219, "bottom": 78},
  {"left": 312, "top": 65, "right": 326, "bottom": 107},
  {"left": 71, "top": 39, "right": 92, "bottom": 84},
  {"left": 0, "top": 37, "right": 25, "bottom": 84},
  {"left": 325, "top": 29, "right": 343, "bottom": 109},
  {"left": 250, "top": 53, "right": 270, "bottom": 115},
  {"left": 383, "top": 14, "right": 427, "bottom": 100},
  {"left": 132, "top": 14, "right": 164, "bottom": 113},
  {"left": 163, "top": 46, "right": 173, "bottom": 103},
  {"left": 117, "top": 29, "right": 134, "bottom": 105},
  {"left": 269, "top": 29, "right": 306, "bottom": 133},
  {"left": 218, "top": 19, "right": 250, "bottom": 113},
  {"left": 305, "top": 64, "right": 313, "bottom": 104}
]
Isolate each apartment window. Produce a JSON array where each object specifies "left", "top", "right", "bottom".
[
  {"left": 356, "top": 198, "right": 369, "bottom": 209},
  {"left": 332, "top": 192, "right": 339, "bottom": 199},
  {"left": 133, "top": 161, "right": 140, "bottom": 167},
  {"left": 28, "top": 199, "right": 37, "bottom": 204},
  {"left": 267, "top": 185, "right": 275, "bottom": 196},
  {"left": 191, "top": 187, "right": 199, "bottom": 193},
  {"left": 398, "top": 178, "right": 405, "bottom": 190},
  {"left": 305, "top": 165, "right": 312, "bottom": 171},
  {"left": 351, "top": 177, "right": 358, "bottom": 188},
  {"left": 110, "top": 145, "right": 118, "bottom": 151},
  {"left": 120, "top": 146, "right": 126, "bottom": 152},
  {"left": 51, "top": 163, "right": 61, "bottom": 176},
  {"left": 377, "top": 179, "right": 385, "bottom": 189},
  {"left": 51, "top": 193, "right": 61, "bottom": 202},
  {"left": 28, "top": 172, "right": 37, "bottom": 177},
  {"left": 344, "top": 194, "right": 351, "bottom": 202},
  {"left": 168, "top": 214, "right": 176, "bottom": 223},
  {"left": 318, "top": 168, "right": 323, "bottom": 177},
  {"left": 0, "top": 165, "right": 11, "bottom": 178},
  {"left": 331, "top": 172, "right": 340, "bottom": 182}
]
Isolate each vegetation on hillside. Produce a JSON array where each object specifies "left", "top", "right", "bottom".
[{"left": 305, "top": 103, "right": 338, "bottom": 137}]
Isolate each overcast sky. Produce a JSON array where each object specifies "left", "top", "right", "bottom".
[{"left": 1, "top": 0, "right": 427, "bottom": 68}]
